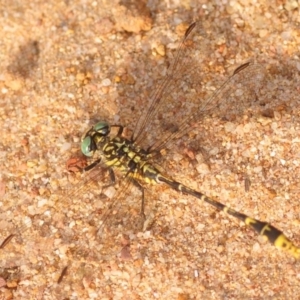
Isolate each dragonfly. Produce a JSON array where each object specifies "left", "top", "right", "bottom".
[{"left": 75, "top": 21, "right": 300, "bottom": 260}]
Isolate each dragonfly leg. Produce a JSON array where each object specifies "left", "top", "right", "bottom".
[
  {"left": 82, "top": 158, "right": 102, "bottom": 172},
  {"left": 102, "top": 168, "right": 116, "bottom": 189},
  {"left": 111, "top": 124, "right": 124, "bottom": 136},
  {"left": 132, "top": 179, "right": 146, "bottom": 219}
]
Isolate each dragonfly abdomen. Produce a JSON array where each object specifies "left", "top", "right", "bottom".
[{"left": 157, "top": 174, "right": 300, "bottom": 259}]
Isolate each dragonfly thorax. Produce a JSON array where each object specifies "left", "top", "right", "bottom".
[{"left": 81, "top": 121, "right": 160, "bottom": 184}]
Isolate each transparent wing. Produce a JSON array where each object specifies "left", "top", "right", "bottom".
[
  {"left": 1, "top": 163, "right": 151, "bottom": 296},
  {"left": 150, "top": 61, "right": 265, "bottom": 154},
  {"left": 132, "top": 22, "right": 265, "bottom": 154},
  {"left": 61, "top": 165, "right": 148, "bottom": 261},
  {"left": 4, "top": 162, "right": 146, "bottom": 266}
]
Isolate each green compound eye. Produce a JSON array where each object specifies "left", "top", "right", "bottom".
[
  {"left": 94, "top": 121, "right": 110, "bottom": 136},
  {"left": 81, "top": 136, "right": 94, "bottom": 157},
  {"left": 81, "top": 121, "right": 110, "bottom": 157}
]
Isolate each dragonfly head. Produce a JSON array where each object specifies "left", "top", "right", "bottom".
[{"left": 81, "top": 121, "right": 111, "bottom": 157}]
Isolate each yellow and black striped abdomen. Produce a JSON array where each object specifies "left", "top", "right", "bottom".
[{"left": 157, "top": 174, "right": 300, "bottom": 259}]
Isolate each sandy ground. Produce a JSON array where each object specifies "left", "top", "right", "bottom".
[{"left": 0, "top": 0, "right": 300, "bottom": 299}]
